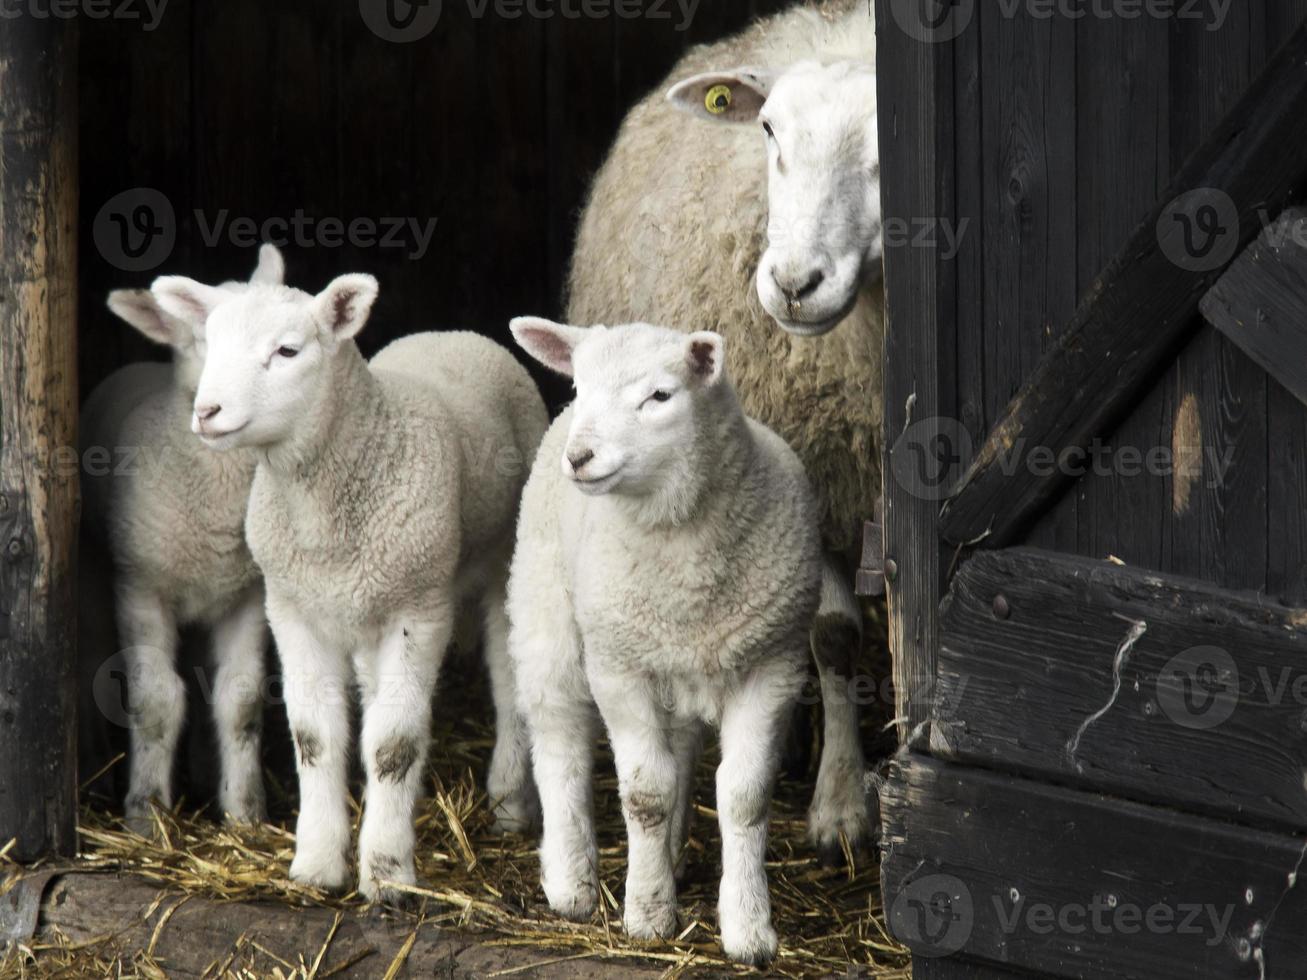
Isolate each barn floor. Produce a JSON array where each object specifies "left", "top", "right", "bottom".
[{"left": 1, "top": 659, "right": 906, "bottom": 979}]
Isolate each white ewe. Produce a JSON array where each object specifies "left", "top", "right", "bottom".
[
  {"left": 83, "top": 244, "right": 286, "bottom": 834},
  {"left": 151, "top": 272, "right": 548, "bottom": 905},
  {"left": 567, "top": 0, "right": 881, "bottom": 858},
  {"left": 508, "top": 317, "right": 821, "bottom": 966}
]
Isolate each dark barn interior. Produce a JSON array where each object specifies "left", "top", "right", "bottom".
[{"left": 76, "top": 0, "right": 792, "bottom": 411}]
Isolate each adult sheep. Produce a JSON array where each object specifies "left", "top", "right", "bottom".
[{"left": 567, "top": 0, "right": 882, "bottom": 857}]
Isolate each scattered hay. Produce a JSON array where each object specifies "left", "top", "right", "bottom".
[{"left": 4, "top": 668, "right": 907, "bottom": 977}]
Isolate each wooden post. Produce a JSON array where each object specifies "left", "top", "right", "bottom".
[
  {"left": 874, "top": 0, "right": 958, "bottom": 739},
  {"left": 0, "top": 17, "right": 79, "bottom": 859}
]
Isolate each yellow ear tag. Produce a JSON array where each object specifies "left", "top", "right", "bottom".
[{"left": 705, "top": 84, "right": 732, "bottom": 115}]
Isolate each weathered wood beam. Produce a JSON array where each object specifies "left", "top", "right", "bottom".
[
  {"left": 875, "top": 0, "right": 958, "bottom": 736},
  {"left": 881, "top": 752, "right": 1307, "bottom": 978},
  {"left": 24, "top": 872, "right": 663, "bottom": 978},
  {"left": 1201, "top": 207, "right": 1307, "bottom": 407},
  {"left": 935, "top": 547, "right": 1307, "bottom": 831},
  {"left": 0, "top": 19, "right": 79, "bottom": 858},
  {"left": 938, "top": 24, "right": 1307, "bottom": 547}
]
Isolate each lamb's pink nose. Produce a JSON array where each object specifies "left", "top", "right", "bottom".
[
  {"left": 568, "top": 449, "right": 595, "bottom": 473},
  {"left": 195, "top": 403, "right": 222, "bottom": 423}
]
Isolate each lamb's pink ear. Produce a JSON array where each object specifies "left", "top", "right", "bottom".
[
  {"left": 510, "top": 317, "right": 589, "bottom": 377},
  {"left": 312, "top": 273, "right": 378, "bottom": 340},
  {"left": 686, "top": 332, "right": 725, "bottom": 387},
  {"left": 251, "top": 243, "right": 286, "bottom": 285},
  {"left": 106, "top": 289, "right": 179, "bottom": 347},
  {"left": 667, "top": 68, "right": 775, "bottom": 123},
  {"left": 151, "top": 277, "right": 230, "bottom": 331}
]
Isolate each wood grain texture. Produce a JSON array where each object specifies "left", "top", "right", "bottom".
[
  {"left": 0, "top": 16, "right": 79, "bottom": 859},
  {"left": 935, "top": 547, "right": 1307, "bottom": 831},
  {"left": 874, "top": 0, "right": 957, "bottom": 736},
  {"left": 938, "top": 22, "right": 1307, "bottom": 549},
  {"left": 882, "top": 752, "right": 1307, "bottom": 979}
]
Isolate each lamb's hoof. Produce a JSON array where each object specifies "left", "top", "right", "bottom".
[
  {"left": 808, "top": 794, "right": 876, "bottom": 868},
  {"left": 124, "top": 811, "right": 156, "bottom": 839},
  {"left": 721, "top": 920, "right": 779, "bottom": 968},
  {"left": 624, "top": 899, "right": 679, "bottom": 941},
  {"left": 223, "top": 799, "right": 268, "bottom": 828},
  {"left": 360, "top": 855, "right": 418, "bottom": 909},
  {"left": 544, "top": 875, "right": 598, "bottom": 921},
  {"left": 290, "top": 850, "right": 351, "bottom": 895}
]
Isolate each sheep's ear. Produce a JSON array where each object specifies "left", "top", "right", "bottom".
[
  {"left": 510, "top": 317, "right": 588, "bottom": 377},
  {"left": 106, "top": 289, "right": 180, "bottom": 347},
  {"left": 251, "top": 243, "right": 286, "bottom": 286},
  {"left": 686, "top": 331, "right": 725, "bottom": 387},
  {"left": 312, "top": 273, "right": 378, "bottom": 340},
  {"left": 151, "top": 277, "right": 230, "bottom": 331},
  {"left": 667, "top": 68, "right": 775, "bottom": 123}
]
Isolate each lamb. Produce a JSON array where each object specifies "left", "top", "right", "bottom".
[
  {"left": 150, "top": 270, "right": 548, "bottom": 904},
  {"left": 566, "top": 0, "right": 882, "bottom": 859},
  {"left": 82, "top": 244, "right": 287, "bottom": 835},
  {"left": 507, "top": 317, "right": 822, "bottom": 966}
]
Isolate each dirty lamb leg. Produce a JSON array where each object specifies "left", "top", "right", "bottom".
[
  {"left": 209, "top": 587, "right": 269, "bottom": 826},
  {"left": 807, "top": 557, "right": 874, "bottom": 864}
]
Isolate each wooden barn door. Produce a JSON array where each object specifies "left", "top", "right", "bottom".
[{"left": 873, "top": 2, "right": 1307, "bottom": 977}]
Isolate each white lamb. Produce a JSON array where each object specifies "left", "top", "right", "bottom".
[
  {"left": 83, "top": 244, "right": 286, "bottom": 834},
  {"left": 151, "top": 271, "right": 548, "bottom": 905},
  {"left": 567, "top": 0, "right": 882, "bottom": 858},
  {"left": 507, "top": 317, "right": 822, "bottom": 966}
]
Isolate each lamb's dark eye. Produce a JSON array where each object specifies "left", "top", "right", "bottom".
[
  {"left": 276, "top": 346, "right": 299, "bottom": 359},
  {"left": 762, "top": 121, "right": 775, "bottom": 139},
  {"left": 650, "top": 390, "right": 672, "bottom": 403}
]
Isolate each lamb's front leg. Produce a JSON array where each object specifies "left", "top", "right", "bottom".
[
  {"left": 210, "top": 587, "right": 269, "bottom": 825},
  {"left": 591, "top": 672, "right": 680, "bottom": 942},
  {"left": 117, "top": 584, "right": 184, "bottom": 836},
  {"left": 357, "top": 611, "right": 449, "bottom": 907},
  {"left": 716, "top": 656, "right": 804, "bottom": 967},
  {"left": 272, "top": 601, "right": 353, "bottom": 893}
]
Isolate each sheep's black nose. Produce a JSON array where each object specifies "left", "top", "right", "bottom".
[
  {"left": 568, "top": 449, "right": 595, "bottom": 472},
  {"left": 774, "top": 268, "right": 825, "bottom": 303},
  {"left": 195, "top": 403, "right": 222, "bottom": 422}
]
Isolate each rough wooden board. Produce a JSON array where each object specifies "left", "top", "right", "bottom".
[
  {"left": 36, "top": 873, "right": 668, "bottom": 979},
  {"left": 880, "top": 753, "right": 1307, "bottom": 979},
  {"left": 1201, "top": 208, "right": 1307, "bottom": 408},
  {"left": 934, "top": 547, "right": 1307, "bottom": 832},
  {"left": 0, "top": 14, "right": 79, "bottom": 860},
  {"left": 874, "top": 0, "right": 957, "bottom": 737},
  {"left": 938, "top": 24, "right": 1307, "bottom": 549}
]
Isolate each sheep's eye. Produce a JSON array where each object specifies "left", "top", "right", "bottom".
[
  {"left": 649, "top": 390, "right": 672, "bottom": 404},
  {"left": 762, "top": 121, "right": 775, "bottom": 139},
  {"left": 275, "top": 346, "right": 299, "bottom": 359}
]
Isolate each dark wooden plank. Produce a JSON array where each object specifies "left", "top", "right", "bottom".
[
  {"left": 938, "top": 24, "right": 1307, "bottom": 548},
  {"left": 1202, "top": 209, "right": 1307, "bottom": 407},
  {"left": 972, "top": 5, "right": 1078, "bottom": 554},
  {"left": 1073, "top": 11, "right": 1170, "bottom": 572},
  {"left": 881, "top": 753, "right": 1307, "bottom": 979},
  {"left": 0, "top": 15, "right": 79, "bottom": 859},
  {"left": 914, "top": 958, "right": 1054, "bottom": 980},
  {"left": 1164, "top": 5, "right": 1268, "bottom": 593},
  {"left": 875, "top": 0, "right": 959, "bottom": 735},
  {"left": 935, "top": 547, "right": 1307, "bottom": 831}
]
